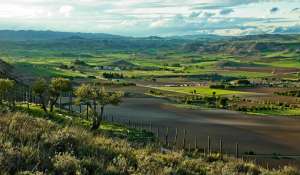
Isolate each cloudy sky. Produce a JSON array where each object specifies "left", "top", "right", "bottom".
[{"left": 0, "top": 0, "right": 299, "bottom": 36}]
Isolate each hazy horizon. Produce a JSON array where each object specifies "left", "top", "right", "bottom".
[{"left": 0, "top": 0, "right": 299, "bottom": 37}]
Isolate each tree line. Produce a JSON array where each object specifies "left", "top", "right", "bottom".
[{"left": 0, "top": 78, "right": 123, "bottom": 131}]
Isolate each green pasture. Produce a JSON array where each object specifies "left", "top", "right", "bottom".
[
  {"left": 247, "top": 108, "right": 300, "bottom": 116},
  {"left": 158, "top": 86, "right": 250, "bottom": 96},
  {"left": 14, "top": 62, "right": 86, "bottom": 78},
  {"left": 266, "top": 60, "right": 300, "bottom": 69}
]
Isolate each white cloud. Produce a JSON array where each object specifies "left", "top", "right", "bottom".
[
  {"left": 0, "top": 0, "right": 299, "bottom": 36},
  {"left": 59, "top": 5, "right": 74, "bottom": 17},
  {"left": 0, "top": 4, "right": 50, "bottom": 19},
  {"left": 150, "top": 19, "right": 168, "bottom": 28}
]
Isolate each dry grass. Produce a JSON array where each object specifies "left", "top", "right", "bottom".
[{"left": 0, "top": 112, "right": 299, "bottom": 175}]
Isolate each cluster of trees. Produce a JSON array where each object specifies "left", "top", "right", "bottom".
[
  {"left": 32, "top": 77, "right": 123, "bottom": 130},
  {"left": 184, "top": 92, "right": 229, "bottom": 109},
  {"left": 237, "top": 105, "right": 290, "bottom": 112},
  {"left": 103, "top": 72, "right": 124, "bottom": 79},
  {"left": 275, "top": 90, "right": 300, "bottom": 97},
  {"left": 209, "top": 84, "right": 226, "bottom": 89},
  {"left": 209, "top": 80, "right": 252, "bottom": 90},
  {"left": 0, "top": 79, "right": 16, "bottom": 107},
  {"left": 149, "top": 89, "right": 163, "bottom": 96},
  {"left": 32, "top": 78, "right": 72, "bottom": 113},
  {"left": 0, "top": 77, "right": 124, "bottom": 131},
  {"left": 58, "top": 63, "right": 75, "bottom": 70},
  {"left": 72, "top": 59, "right": 88, "bottom": 66}
]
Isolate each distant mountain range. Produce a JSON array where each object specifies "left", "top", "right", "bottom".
[
  {"left": 0, "top": 30, "right": 299, "bottom": 55},
  {"left": 0, "top": 30, "right": 228, "bottom": 41},
  {"left": 0, "top": 30, "right": 128, "bottom": 41}
]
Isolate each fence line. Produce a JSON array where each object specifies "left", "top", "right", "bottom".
[{"left": 3, "top": 88, "right": 300, "bottom": 161}]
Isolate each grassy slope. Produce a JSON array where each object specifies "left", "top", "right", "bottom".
[
  {"left": 1, "top": 111, "right": 299, "bottom": 175},
  {"left": 14, "top": 62, "right": 86, "bottom": 78},
  {"left": 14, "top": 104, "right": 153, "bottom": 142}
]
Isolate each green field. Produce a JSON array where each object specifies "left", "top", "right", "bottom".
[
  {"left": 14, "top": 62, "right": 86, "bottom": 78},
  {"left": 158, "top": 86, "right": 250, "bottom": 96},
  {"left": 247, "top": 108, "right": 300, "bottom": 116}
]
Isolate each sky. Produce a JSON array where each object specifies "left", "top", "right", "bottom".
[{"left": 0, "top": 0, "right": 299, "bottom": 36}]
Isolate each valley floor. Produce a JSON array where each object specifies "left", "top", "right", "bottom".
[{"left": 103, "top": 97, "right": 300, "bottom": 167}]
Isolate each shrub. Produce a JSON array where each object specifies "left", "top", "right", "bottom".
[
  {"left": 234, "top": 162, "right": 261, "bottom": 175},
  {"left": 45, "top": 127, "right": 89, "bottom": 155},
  {"left": 209, "top": 84, "right": 225, "bottom": 89},
  {"left": 205, "top": 153, "right": 223, "bottom": 163},
  {"left": 80, "top": 158, "right": 105, "bottom": 175},
  {"left": 103, "top": 72, "right": 124, "bottom": 79},
  {"left": 8, "top": 113, "right": 55, "bottom": 144},
  {"left": 112, "top": 154, "right": 137, "bottom": 173},
  {"left": 52, "top": 153, "right": 80, "bottom": 175},
  {"left": 180, "top": 159, "right": 207, "bottom": 175},
  {"left": 0, "top": 145, "right": 40, "bottom": 174},
  {"left": 278, "top": 166, "right": 300, "bottom": 175}
]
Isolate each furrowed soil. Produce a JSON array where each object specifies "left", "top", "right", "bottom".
[{"left": 103, "top": 97, "right": 300, "bottom": 168}]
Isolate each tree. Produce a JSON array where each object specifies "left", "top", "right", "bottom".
[
  {"left": 32, "top": 78, "right": 72, "bottom": 113},
  {"left": 218, "top": 97, "right": 229, "bottom": 109},
  {"left": 32, "top": 78, "right": 49, "bottom": 113},
  {"left": 236, "top": 79, "right": 251, "bottom": 86},
  {"left": 0, "top": 79, "right": 15, "bottom": 104},
  {"left": 75, "top": 84, "right": 123, "bottom": 130},
  {"left": 212, "top": 91, "right": 216, "bottom": 97},
  {"left": 49, "top": 78, "right": 72, "bottom": 112},
  {"left": 74, "top": 84, "right": 95, "bottom": 119},
  {"left": 93, "top": 87, "right": 123, "bottom": 130}
]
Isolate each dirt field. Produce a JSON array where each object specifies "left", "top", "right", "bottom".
[
  {"left": 222, "top": 66, "right": 300, "bottom": 74},
  {"left": 102, "top": 97, "right": 300, "bottom": 167}
]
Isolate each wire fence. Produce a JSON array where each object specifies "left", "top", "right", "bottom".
[{"left": 2, "top": 87, "right": 300, "bottom": 167}]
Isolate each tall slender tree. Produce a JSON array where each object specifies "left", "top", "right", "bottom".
[
  {"left": 75, "top": 84, "right": 123, "bottom": 130},
  {"left": 0, "top": 79, "right": 15, "bottom": 105},
  {"left": 49, "top": 78, "right": 72, "bottom": 112},
  {"left": 32, "top": 78, "right": 49, "bottom": 113}
]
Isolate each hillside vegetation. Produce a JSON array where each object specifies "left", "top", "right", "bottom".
[{"left": 0, "top": 111, "right": 299, "bottom": 175}]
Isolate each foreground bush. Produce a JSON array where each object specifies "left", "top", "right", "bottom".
[{"left": 0, "top": 112, "right": 299, "bottom": 175}]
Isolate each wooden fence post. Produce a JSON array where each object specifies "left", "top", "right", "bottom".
[
  {"left": 68, "top": 92, "right": 72, "bottom": 113},
  {"left": 235, "top": 143, "right": 239, "bottom": 158},
  {"left": 59, "top": 96, "right": 62, "bottom": 111},
  {"left": 194, "top": 136, "right": 198, "bottom": 150},
  {"left": 86, "top": 104, "right": 89, "bottom": 120},
  {"left": 219, "top": 138, "right": 223, "bottom": 159},
  {"left": 79, "top": 104, "right": 82, "bottom": 115},
  {"left": 208, "top": 136, "right": 211, "bottom": 156},
  {"left": 183, "top": 128, "right": 186, "bottom": 149},
  {"left": 165, "top": 127, "right": 169, "bottom": 146},
  {"left": 174, "top": 128, "right": 178, "bottom": 148},
  {"left": 26, "top": 91, "right": 30, "bottom": 109}
]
